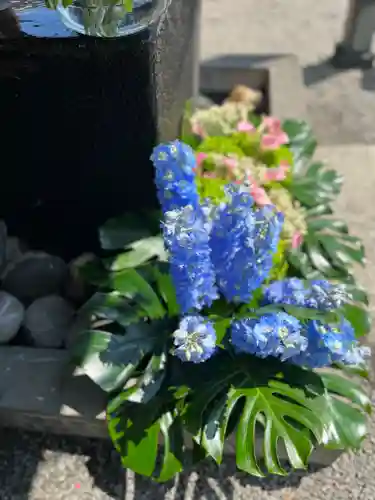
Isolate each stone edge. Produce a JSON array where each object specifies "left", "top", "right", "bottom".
[{"left": 199, "top": 53, "right": 307, "bottom": 120}]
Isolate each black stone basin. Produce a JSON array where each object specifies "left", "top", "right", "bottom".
[{"left": 0, "top": 0, "right": 200, "bottom": 259}]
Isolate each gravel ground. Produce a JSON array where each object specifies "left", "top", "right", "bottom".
[{"left": 0, "top": 391, "right": 374, "bottom": 500}]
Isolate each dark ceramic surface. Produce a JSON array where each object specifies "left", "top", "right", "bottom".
[{"left": 0, "top": 0, "right": 200, "bottom": 260}]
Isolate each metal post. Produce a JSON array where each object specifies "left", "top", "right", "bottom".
[{"left": 332, "top": 0, "right": 375, "bottom": 68}]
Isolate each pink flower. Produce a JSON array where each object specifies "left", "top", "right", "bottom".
[
  {"left": 292, "top": 231, "right": 304, "bottom": 249},
  {"left": 247, "top": 179, "right": 272, "bottom": 206},
  {"left": 196, "top": 152, "right": 208, "bottom": 167},
  {"left": 223, "top": 157, "right": 239, "bottom": 170},
  {"left": 262, "top": 116, "right": 282, "bottom": 134},
  {"left": 264, "top": 162, "right": 290, "bottom": 182},
  {"left": 261, "top": 132, "right": 289, "bottom": 150},
  {"left": 260, "top": 116, "right": 289, "bottom": 150},
  {"left": 237, "top": 120, "right": 256, "bottom": 133},
  {"left": 191, "top": 122, "right": 206, "bottom": 137}
]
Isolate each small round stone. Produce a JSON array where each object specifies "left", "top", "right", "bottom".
[
  {"left": 0, "top": 291, "right": 25, "bottom": 344},
  {"left": 5, "top": 236, "right": 27, "bottom": 265},
  {"left": 2, "top": 252, "right": 68, "bottom": 304},
  {"left": 24, "top": 295, "right": 75, "bottom": 348}
]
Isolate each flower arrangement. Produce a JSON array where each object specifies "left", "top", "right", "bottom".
[
  {"left": 73, "top": 140, "right": 371, "bottom": 482},
  {"left": 183, "top": 89, "right": 371, "bottom": 337}
]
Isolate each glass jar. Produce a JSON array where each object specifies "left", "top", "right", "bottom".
[{"left": 56, "top": 0, "right": 168, "bottom": 38}]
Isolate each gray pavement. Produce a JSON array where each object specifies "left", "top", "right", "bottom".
[
  {"left": 201, "top": 0, "right": 375, "bottom": 145},
  {"left": 1, "top": 1, "right": 375, "bottom": 498}
]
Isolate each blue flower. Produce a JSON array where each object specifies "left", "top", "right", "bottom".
[
  {"left": 151, "top": 141, "right": 199, "bottom": 213},
  {"left": 263, "top": 278, "right": 348, "bottom": 311},
  {"left": 210, "top": 185, "right": 283, "bottom": 303},
  {"left": 231, "top": 312, "right": 306, "bottom": 361},
  {"left": 172, "top": 315, "right": 217, "bottom": 363},
  {"left": 162, "top": 205, "right": 218, "bottom": 313},
  {"left": 291, "top": 318, "right": 366, "bottom": 368}
]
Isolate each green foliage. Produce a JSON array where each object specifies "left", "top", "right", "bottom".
[
  {"left": 69, "top": 213, "right": 371, "bottom": 483},
  {"left": 282, "top": 119, "right": 317, "bottom": 175},
  {"left": 68, "top": 110, "right": 371, "bottom": 481},
  {"left": 197, "top": 136, "right": 246, "bottom": 157},
  {"left": 283, "top": 119, "right": 369, "bottom": 332},
  {"left": 197, "top": 176, "right": 228, "bottom": 203},
  {"left": 267, "top": 240, "right": 289, "bottom": 282}
]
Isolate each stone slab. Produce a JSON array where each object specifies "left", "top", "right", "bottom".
[
  {"left": 0, "top": 347, "right": 107, "bottom": 438},
  {"left": 200, "top": 54, "right": 307, "bottom": 120}
]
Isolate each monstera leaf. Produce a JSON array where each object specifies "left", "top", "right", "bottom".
[
  {"left": 282, "top": 119, "right": 317, "bottom": 176},
  {"left": 289, "top": 161, "right": 343, "bottom": 208},
  {"left": 107, "top": 397, "right": 185, "bottom": 482},
  {"left": 183, "top": 354, "right": 324, "bottom": 476},
  {"left": 308, "top": 370, "right": 371, "bottom": 449},
  {"left": 182, "top": 353, "right": 370, "bottom": 477},
  {"left": 71, "top": 319, "right": 172, "bottom": 392}
]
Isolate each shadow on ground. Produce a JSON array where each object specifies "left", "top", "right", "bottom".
[
  {"left": 303, "top": 58, "right": 375, "bottom": 92},
  {"left": 125, "top": 459, "right": 329, "bottom": 500},
  {"left": 0, "top": 427, "right": 334, "bottom": 499},
  {"left": 0, "top": 429, "right": 124, "bottom": 499}
]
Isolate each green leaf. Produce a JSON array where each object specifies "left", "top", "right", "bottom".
[
  {"left": 99, "top": 213, "right": 154, "bottom": 250},
  {"left": 306, "top": 204, "right": 333, "bottom": 218},
  {"left": 339, "top": 280, "right": 369, "bottom": 306},
  {"left": 79, "top": 292, "right": 147, "bottom": 327},
  {"left": 304, "top": 235, "right": 340, "bottom": 278},
  {"left": 282, "top": 120, "right": 317, "bottom": 175},
  {"left": 283, "top": 305, "right": 339, "bottom": 324},
  {"left": 306, "top": 161, "right": 324, "bottom": 178},
  {"left": 111, "top": 268, "right": 165, "bottom": 319},
  {"left": 124, "top": 0, "right": 133, "bottom": 12},
  {"left": 153, "top": 266, "right": 180, "bottom": 316},
  {"left": 318, "top": 234, "right": 365, "bottom": 268},
  {"left": 213, "top": 318, "right": 231, "bottom": 345},
  {"left": 341, "top": 304, "right": 372, "bottom": 337},
  {"left": 107, "top": 399, "right": 184, "bottom": 481},
  {"left": 286, "top": 249, "right": 320, "bottom": 279},
  {"left": 307, "top": 371, "right": 371, "bottom": 449},
  {"left": 105, "top": 236, "right": 167, "bottom": 271},
  {"left": 108, "top": 350, "right": 168, "bottom": 406},
  {"left": 71, "top": 324, "right": 161, "bottom": 392},
  {"left": 308, "top": 218, "right": 349, "bottom": 234},
  {"left": 183, "top": 354, "right": 325, "bottom": 476}
]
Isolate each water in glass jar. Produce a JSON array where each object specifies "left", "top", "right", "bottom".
[{"left": 57, "top": 0, "right": 166, "bottom": 38}]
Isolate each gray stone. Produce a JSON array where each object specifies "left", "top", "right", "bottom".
[
  {"left": 0, "top": 220, "right": 7, "bottom": 273},
  {"left": 24, "top": 295, "right": 75, "bottom": 348},
  {"left": 64, "top": 253, "right": 97, "bottom": 305},
  {"left": 5, "top": 236, "right": 27, "bottom": 265},
  {"left": 2, "top": 252, "right": 68, "bottom": 304},
  {"left": 0, "top": 291, "right": 25, "bottom": 344}
]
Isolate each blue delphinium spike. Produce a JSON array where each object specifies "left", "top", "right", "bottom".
[
  {"left": 151, "top": 140, "right": 199, "bottom": 213},
  {"left": 210, "top": 185, "right": 283, "bottom": 303},
  {"left": 263, "top": 278, "right": 348, "bottom": 311},
  {"left": 162, "top": 205, "right": 218, "bottom": 314},
  {"left": 172, "top": 315, "right": 217, "bottom": 363}
]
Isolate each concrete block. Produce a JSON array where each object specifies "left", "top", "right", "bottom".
[{"left": 200, "top": 53, "right": 307, "bottom": 120}]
